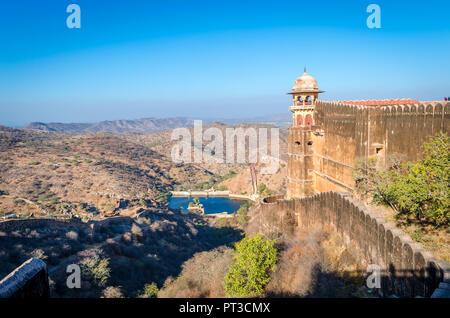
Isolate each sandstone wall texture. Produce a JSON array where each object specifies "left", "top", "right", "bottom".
[
  {"left": 260, "top": 191, "right": 450, "bottom": 298},
  {"left": 288, "top": 101, "right": 450, "bottom": 198}
]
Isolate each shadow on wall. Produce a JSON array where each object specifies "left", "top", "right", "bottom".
[
  {"left": 268, "top": 266, "right": 450, "bottom": 298},
  {"left": 257, "top": 191, "right": 450, "bottom": 298}
]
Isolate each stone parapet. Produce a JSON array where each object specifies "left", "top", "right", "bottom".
[{"left": 260, "top": 191, "right": 450, "bottom": 298}]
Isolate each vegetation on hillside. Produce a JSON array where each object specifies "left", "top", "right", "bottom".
[
  {"left": 224, "top": 234, "right": 278, "bottom": 297},
  {"left": 353, "top": 132, "right": 449, "bottom": 226},
  {"left": 189, "top": 170, "right": 236, "bottom": 191},
  {"left": 0, "top": 208, "right": 242, "bottom": 298},
  {"left": 0, "top": 123, "right": 369, "bottom": 298},
  {"left": 0, "top": 126, "right": 213, "bottom": 220},
  {"left": 158, "top": 246, "right": 234, "bottom": 298},
  {"left": 159, "top": 199, "right": 370, "bottom": 298}
]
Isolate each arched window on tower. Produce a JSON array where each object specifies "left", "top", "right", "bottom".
[
  {"left": 306, "top": 96, "right": 312, "bottom": 104},
  {"left": 296, "top": 115, "right": 303, "bottom": 127},
  {"left": 305, "top": 114, "right": 313, "bottom": 127},
  {"left": 297, "top": 96, "right": 303, "bottom": 105}
]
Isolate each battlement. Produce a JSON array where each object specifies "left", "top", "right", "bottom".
[
  {"left": 258, "top": 192, "right": 450, "bottom": 297},
  {"left": 287, "top": 98, "right": 449, "bottom": 198},
  {"left": 335, "top": 99, "right": 419, "bottom": 106},
  {"left": 317, "top": 99, "right": 450, "bottom": 111}
]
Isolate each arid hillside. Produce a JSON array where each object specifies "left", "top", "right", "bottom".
[
  {"left": 122, "top": 122, "right": 288, "bottom": 194},
  {"left": 22, "top": 117, "right": 197, "bottom": 134},
  {"left": 0, "top": 121, "right": 288, "bottom": 220},
  {"left": 0, "top": 126, "right": 213, "bottom": 220},
  {"left": 0, "top": 206, "right": 242, "bottom": 298},
  {"left": 0, "top": 123, "right": 371, "bottom": 299}
]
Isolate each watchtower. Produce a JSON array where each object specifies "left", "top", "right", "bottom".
[{"left": 286, "top": 69, "right": 324, "bottom": 198}]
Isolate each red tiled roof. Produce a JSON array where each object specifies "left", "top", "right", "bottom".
[{"left": 338, "top": 99, "right": 419, "bottom": 106}]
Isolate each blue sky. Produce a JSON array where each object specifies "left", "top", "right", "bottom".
[{"left": 0, "top": 0, "right": 449, "bottom": 126}]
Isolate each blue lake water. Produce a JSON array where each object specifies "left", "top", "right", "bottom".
[{"left": 168, "top": 196, "right": 246, "bottom": 215}]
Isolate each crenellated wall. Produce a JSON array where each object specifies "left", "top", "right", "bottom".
[
  {"left": 259, "top": 192, "right": 450, "bottom": 298},
  {"left": 297, "top": 101, "right": 450, "bottom": 194}
]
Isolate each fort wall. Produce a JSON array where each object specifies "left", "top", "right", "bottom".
[
  {"left": 0, "top": 258, "right": 49, "bottom": 298},
  {"left": 304, "top": 101, "right": 450, "bottom": 194},
  {"left": 259, "top": 191, "right": 450, "bottom": 297}
]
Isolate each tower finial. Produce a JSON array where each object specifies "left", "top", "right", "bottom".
[{"left": 304, "top": 66, "right": 306, "bottom": 73}]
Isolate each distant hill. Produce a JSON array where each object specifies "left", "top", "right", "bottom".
[
  {"left": 21, "top": 113, "right": 292, "bottom": 134},
  {"left": 22, "top": 117, "right": 198, "bottom": 134},
  {"left": 217, "top": 113, "right": 292, "bottom": 128}
]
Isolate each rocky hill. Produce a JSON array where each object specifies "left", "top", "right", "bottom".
[
  {"left": 124, "top": 122, "right": 287, "bottom": 169},
  {"left": 0, "top": 125, "right": 213, "bottom": 220},
  {"left": 22, "top": 117, "right": 197, "bottom": 134}
]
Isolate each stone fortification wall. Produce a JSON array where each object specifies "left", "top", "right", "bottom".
[{"left": 260, "top": 191, "right": 450, "bottom": 298}]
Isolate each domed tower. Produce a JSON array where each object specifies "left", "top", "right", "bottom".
[
  {"left": 286, "top": 69, "right": 324, "bottom": 199},
  {"left": 288, "top": 68, "right": 325, "bottom": 128}
]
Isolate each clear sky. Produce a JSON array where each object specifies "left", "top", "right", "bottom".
[{"left": 0, "top": 0, "right": 449, "bottom": 126}]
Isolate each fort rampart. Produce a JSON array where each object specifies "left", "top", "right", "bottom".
[
  {"left": 259, "top": 191, "right": 450, "bottom": 298},
  {"left": 288, "top": 101, "right": 450, "bottom": 197},
  {"left": 0, "top": 258, "right": 49, "bottom": 298}
]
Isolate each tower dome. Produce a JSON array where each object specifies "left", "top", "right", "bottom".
[
  {"left": 293, "top": 72, "right": 318, "bottom": 91},
  {"left": 289, "top": 68, "right": 324, "bottom": 94}
]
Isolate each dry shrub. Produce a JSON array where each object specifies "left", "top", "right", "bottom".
[
  {"left": 158, "top": 246, "right": 234, "bottom": 298},
  {"left": 102, "top": 286, "right": 124, "bottom": 298},
  {"left": 320, "top": 231, "right": 365, "bottom": 286},
  {"left": 121, "top": 231, "right": 132, "bottom": 243},
  {"left": 265, "top": 226, "right": 366, "bottom": 297},
  {"left": 131, "top": 223, "right": 143, "bottom": 237},
  {"left": 265, "top": 228, "right": 326, "bottom": 296},
  {"left": 66, "top": 230, "right": 78, "bottom": 240}
]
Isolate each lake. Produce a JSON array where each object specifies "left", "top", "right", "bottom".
[{"left": 168, "top": 196, "right": 247, "bottom": 215}]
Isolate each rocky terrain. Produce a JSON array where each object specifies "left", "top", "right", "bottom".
[
  {"left": 0, "top": 207, "right": 242, "bottom": 298},
  {"left": 22, "top": 117, "right": 198, "bottom": 135},
  {"left": 0, "top": 125, "right": 213, "bottom": 220},
  {"left": 0, "top": 122, "right": 293, "bottom": 298},
  {"left": 122, "top": 122, "right": 288, "bottom": 193}
]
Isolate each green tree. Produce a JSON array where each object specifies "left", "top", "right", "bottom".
[
  {"left": 257, "top": 183, "right": 267, "bottom": 195},
  {"left": 224, "top": 233, "right": 278, "bottom": 297},
  {"left": 378, "top": 133, "right": 449, "bottom": 225},
  {"left": 81, "top": 255, "right": 111, "bottom": 287},
  {"left": 139, "top": 283, "right": 159, "bottom": 298},
  {"left": 354, "top": 132, "right": 449, "bottom": 226},
  {"left": 236, "top": 203, "right": 249, "bottom": 227}
]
